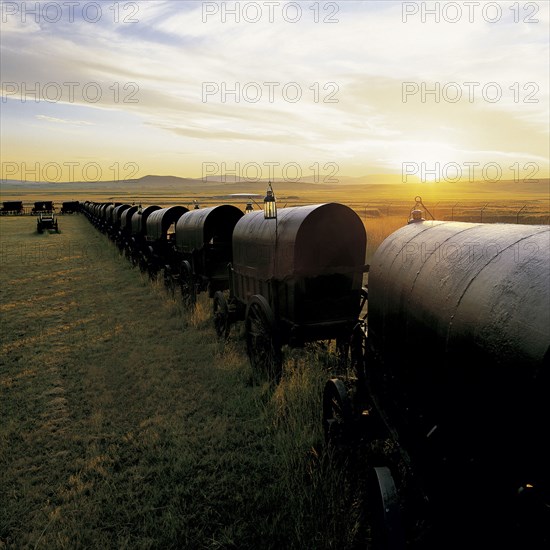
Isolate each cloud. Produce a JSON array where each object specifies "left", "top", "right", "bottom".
[
  {"left": 35, "top": 115, "right": 94, "bottom": 126},
  {"left": 1, "top": 0, "right": 548, "bottom": 177}
]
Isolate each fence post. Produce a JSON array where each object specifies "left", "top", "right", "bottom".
[
  {"left": 516, "top": 204, "right": 527, "bottom": 224},
  {"left": 480, "top": 203, "right": 489, "bottom": 223},
  {"left": 451, "top": 202, "right": 459, "bottom": 221}
]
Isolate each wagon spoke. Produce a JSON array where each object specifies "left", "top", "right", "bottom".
[
  {"left": 213, "top": 292, "right": 230, "bottom": 339},
  {"left": 245, "top": 299, "right": 282, "bottom": 383},
  {"left": 366, "top": 467, "right": 405, "bottom": 550},
  {"left": 179, "top": 262, "right": 197, "bottom": 310},
  {"left": 323, "top": 378, "right": 353, "bottom": 445}
]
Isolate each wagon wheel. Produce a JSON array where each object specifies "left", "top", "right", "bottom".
[
  {"left": 323, "top": 378, "right": 353, "bottom": 445},
  {"left": 130, "top": 246, "right": 140, "bottom": 267},
  {"left": 245, "top": 295, "right": 282, "bottom": 383},
  {"left": 366, "top": 466, "right": 405, "bottom": 550},
  {"left": 148, "top": 259, "right": 159, "bottom": 281},
  {"left": 213, "top": 291, "right": 230, "bottom": 340},
  {"left": 138, "top": 251, "right": 148, "bottom": 273},
  {"left": 139, "top": 257, "right": 149, "bottom": 274},
  {"left": 162, "top": 265, "right": 176, "bottom": 296},
  {"left": 124, "top": 244, "right": 132, "bottom": 262},
  {"left": 128, "top": 247, "right": 137, "bottom": 265},
  {"left": 180, "top": 261, "right": 196, "bottom": 310},
  {"left": 140, "top": 245, "right": 150, "bottom": 269}
]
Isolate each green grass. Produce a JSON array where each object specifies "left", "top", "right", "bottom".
[{"left": 0, "top": 216, "right": 364, "bottom": 550}]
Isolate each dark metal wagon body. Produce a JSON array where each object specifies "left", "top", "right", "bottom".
[
  {"left": 325, "top": 220, "right": 550, "bottom": 548},
  {"left": 1, "top": 201, "right": 24, "bottom": 215},
  {"left": 95, "top": 203, "right": 113, "bottom": 231},
  {"left": 145, "top": 206, "right": 189, "bottom": 243},
  {"left": 100, "top": 203, "right": 123, "bottom": 232},
  {"left": 91, "top": 203, "right": 106, "bottom": 227},
  {"left": 31, "top": 201, "right": 54, "bottom": 214},
  {"left": 128, "top": 205, "right": 161, "bottom": 267},
  {"left": 175, "top": 205, "right": 244, "bottom": 297},
  {"left": 212, "top": 203, "right": 366, "bottom": 379},
  {"left": 61, "top": 201, "right": 80, "bottom": 214},
  {"left": 143, "top": 206, "right": 189, "bottom": 277},
  {"left": 106, "top": 204, "right": 131, "bottom": 247},
  {"left": 108, "top": 204, "right": 131, "bottom": 238},
  {"left": 120, "top": 205, "right": 139, "bottom": 234},
  {"left": 111, "top": 204, "right": 131, "bottom": 228},
  {"left": 130, "top": 205, "right": 161, "bottom": 237},
  {"left": 231, "top": 203, "right": 367, "bottom": 345},
  {"left": 118, "top": 205, "right": 139, "bottom": 252},
  {"left": 36, "top": 212, "right": 59, "bottom": 233}
]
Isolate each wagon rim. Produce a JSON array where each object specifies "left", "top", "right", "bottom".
[
  {"left": 180, "top": 260, "right": 197, "bottom": 310},
  {"left": 245, "top": 295, "right": 282, "bottom": 383},
  {"left": 213, "top": 291, "right": 230, "bottom": 340}
]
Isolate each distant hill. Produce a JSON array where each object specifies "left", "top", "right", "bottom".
[
  {"left": 1, "top": 176, "right": 548, "bottom": 206},
  {"left": 3, "top": 174, "right": 547, "bottom": 189}
]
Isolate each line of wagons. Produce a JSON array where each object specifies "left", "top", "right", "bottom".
[
  {"left": 0, "top": 200, "right": 81, "bottom": 215},
  {"left": 81, "top": 200, "right": 366, "bottom": 379},
  {"left": 81, "top": 199, "right": 549, "bottom": 550}
]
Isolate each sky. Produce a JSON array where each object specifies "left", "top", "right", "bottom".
[{"left": 1, "top": 0, "right": 549, "bottom": 183}]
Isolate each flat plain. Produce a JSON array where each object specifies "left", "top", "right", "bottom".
[
  {"left": 0, "top": 214, "right": 364, "bottom": 549},
  {"left": 1, "top": 181, "right": 548, "bottom": 549}
]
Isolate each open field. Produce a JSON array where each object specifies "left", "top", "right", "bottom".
[
  {"left": 2, "top": 180, "right": 549, "bottom": 266},
  {"left": 2, "top": 178, "right": 549, "bottom": 227},
  {"left": 0, "top": 215, "right": 369, "bottom": 550},
  {"left": 1, "top": 184, "right": 548, "bottom": 548}
]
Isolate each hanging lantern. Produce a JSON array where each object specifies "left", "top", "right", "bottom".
[{"left": 263, "top": 182, "right": 277, "bottom": 220}]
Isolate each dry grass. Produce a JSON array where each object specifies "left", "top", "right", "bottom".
[
  {"left": 1, "top": 187, "right": 548, "bottom": 548},
  {"left": 0, "top": 215, "right": 362, "bottom": 550}
]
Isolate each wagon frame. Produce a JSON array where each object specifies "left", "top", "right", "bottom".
[
  {"left": 31, "top": 201, "right": 54, "bottom": 215},
  {"left": 213, "top": 203, "right": 368, "bottom": 381},
  {"left": 322, "top": 220, "right": 550, "bottom": 549},
  {"left": 174, "top": 205, "right": 244, "bottom": 308},
  {"left": 144, "top": 206, "right": 189, "bottom": 281},
  {"left": 128, "top": 205, "right": 161, "bottom": 269},
  {"left": 36, "top": 212, "right": 59, "bottom": 233},
  {"left": 1, "top": 201, "right": 24, "bottom": 215},
  {"left": 60, "top": 201, "right": 80, "bottom": 214}
]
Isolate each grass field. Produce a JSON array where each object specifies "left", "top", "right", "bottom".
[
  {"left": 2, "top": 178, "right": 549, "bottom": 228},
  {"left": 1, "top": 187, "right": 548, "bottom": 549},
  {"left": 0, "top": 215, "right": 368, "bottom": 550}
]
